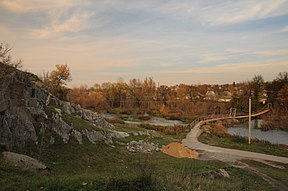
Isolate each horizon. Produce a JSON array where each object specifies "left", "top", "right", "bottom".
[{"left": 1, "top": 0, "right": 288, "bottom": 86}]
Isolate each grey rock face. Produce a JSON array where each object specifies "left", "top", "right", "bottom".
[
  {"left": 51, "top": 112, "right": 72, "bottom": 143},
  {"left": 0, "top": 65, "right": 114, "bottom": 152},
  {"left": 72, "top": 130, "right": 83, "bottom": 144},
  {"left": 82, "top": 129, "right": 105, "bottom": 144}
]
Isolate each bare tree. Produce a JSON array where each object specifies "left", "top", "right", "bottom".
[{"left": 0, "top": 42, "right": 23, "bottom": 69}]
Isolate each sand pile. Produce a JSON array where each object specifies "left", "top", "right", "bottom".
[{"left": 160, "top": 142, "right": 199, "bottom": 159}]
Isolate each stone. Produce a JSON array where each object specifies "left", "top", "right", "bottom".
[
  {"left": 51, "top": 113, "right": 72, "bottom": 143},
  {"left": 72, "top": 130, "right": 83, "bottom": 144},
  {"left": 218, "top": 169, "right": 230, "bottom": 178},
  {"left": 1, "top": 151, "right": 48, "bottom": 172},
  {"left": 126, "top": 140, "right": 160, "bottom": 153},
  {"left": 199, "top": 168, "right": 230, "bottom": 179},
  {"left": 110, "top": 131, "right": 129, "bottom": 138},
  {"left": 82, "top": 130, "right": 105, "bottom": 144}
]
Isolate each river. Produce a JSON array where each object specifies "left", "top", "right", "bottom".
[
  {"left": 103, "top": 113, "right": 186, "bottom": 127},
  {"left": 227, "top": 120, "right": 288, "bottom": 145}
]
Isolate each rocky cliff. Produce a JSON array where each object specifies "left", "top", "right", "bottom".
[{"left": 0, "top": 63, "right": 115, "bottom": 153}]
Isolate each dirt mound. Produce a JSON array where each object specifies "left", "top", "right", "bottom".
[{"left": 160, "top": 142, "right": 199, "bottom": 159}]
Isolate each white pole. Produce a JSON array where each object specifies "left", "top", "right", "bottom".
[{"left": 248, "top": 97, "right": 251, "bottom": 144}]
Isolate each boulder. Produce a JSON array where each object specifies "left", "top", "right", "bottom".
[
  {"left": 199, "top": 168, "right": 230, "bottom": 179},
  {"left": 82, "top": 129, "right": 105, "bottom": 144},
  {"left": 1, "top": 151, "right": 48, "bottom": 172}
]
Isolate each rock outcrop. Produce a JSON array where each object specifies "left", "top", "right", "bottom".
[{"left": 0, "top": 63, "right": 115, "bottom": 153}]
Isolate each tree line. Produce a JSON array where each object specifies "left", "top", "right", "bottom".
[{"left": 1, "top": 42, "right": 287, "bottom": 117}]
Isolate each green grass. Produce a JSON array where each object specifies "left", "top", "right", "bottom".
[
  {"left": 114, "top": 134, "right": 175, "bottom": 146},
  {"left": 62, "top": 112, "right": 109, "bottom": 132},
  {"left": 0, "top": 121, "right": 284, "bottom": 191},
  {"left": 199, "top": 133, "right": 288, "bottom": 157},
  {"left": 114, "top": 123, "right": 146, "bottom": 132},
  {"left": 0, "top": 139, "right": 277, "bottom": 191},
  {"left": 242, "top": 160, "right": 288, "bottom": 187}
]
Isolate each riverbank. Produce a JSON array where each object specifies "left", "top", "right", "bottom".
[{"left": 199, "top": 133, "right": 288, "bottom": 158}]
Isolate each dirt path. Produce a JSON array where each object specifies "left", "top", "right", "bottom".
[
  {"left": 181, "top": 120, "right": 288, "bottom": 190},
  {"left": 182, "top": 120, "right": 288, "bottom": 164},
  {"left": 233, "top": 161, "right": 288, "bottom": 191}
]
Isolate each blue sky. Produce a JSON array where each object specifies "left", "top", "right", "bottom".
[{"left": 0, "top": 0, "right": 288, "bottom": 86}]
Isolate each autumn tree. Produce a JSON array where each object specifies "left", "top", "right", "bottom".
[
  {"left": 68, "top": 85, "right": 109, "bottom": 111},
  {"left": 41, "top": 64, "right": 72, "bottom": 100},
  {"left": 266, "top": 72, "right": 288, "bottom": 109},
  {"left": 277, "top": 84, "right": 288, "bottom": 112},
  {"left": 141, "top": 77, "right": 156, "bottom": 111},
  {"left": 250, "top": 75, "right": 265, "bottom": 109}
]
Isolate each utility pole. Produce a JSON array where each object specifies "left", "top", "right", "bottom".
[{"left": 248, "top": 97, "right": 252, "bottom": 144}]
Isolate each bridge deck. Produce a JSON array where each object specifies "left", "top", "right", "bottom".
[{"left": 201, "top": 109, "right": 270, "bottom": 122}]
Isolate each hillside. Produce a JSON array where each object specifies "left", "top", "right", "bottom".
[
  {"left": 0, "top": 62, "right": 115, "bottom": 153},
  {"left": 1, "top": 63, "right": 287, "bottom": 191}
]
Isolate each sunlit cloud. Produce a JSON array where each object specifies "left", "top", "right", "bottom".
[
  {"left": 280, "top": 25, "right": 288, "bottom": 33},
  {"left": 155, "top": 60, "right": 288, "bottom": 75},
  {"left": 1, "top": 1, "right": 287, "bottom": 86},
  {"left": 200, "top": 54, "right": 227, "bottom": 63},
  {"left": 31, "top": 12, "right": 94, "bottom": 39},
  {"left": 255, "top": 49, "right": 288, "bottom": 56},
  {"left": 199, "top": 0, "right": 288, "bottom": 26},
  {"left": 0, "top": 0, "right": 84, "bottom": 13}
]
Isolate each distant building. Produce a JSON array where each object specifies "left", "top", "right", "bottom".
[
  {"left": 218, "top": 91, "right": 232, "bottom": 102},
  {"left": 204, "top": 90, "right": 217, "bottom": 101}
]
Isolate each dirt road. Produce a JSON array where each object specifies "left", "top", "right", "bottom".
[{"left": 182, "top": 121, "right": 288, "bottom": 164}]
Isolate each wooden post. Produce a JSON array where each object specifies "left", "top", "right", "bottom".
[{"left": 248, "top": 97, "right": 251, "bottom": 144}]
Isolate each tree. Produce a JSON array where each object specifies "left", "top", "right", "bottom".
[
  {"left": 277, "top": 84, "right": 288, "bottom": 111},
  {"left": 0, "top": 42, "right": 23, "bottom": 69},
  {"left": 266, "top": 72, "right": 288, "bottom": 109},
  {"left": 40, "top": 64, "right": 72, "bottom": 100},
  {"left": 49, "top": 64, "right": 72, "bottom": 87},
  {"left": 250, "top": 75, "right": 265, "bottom": 109}
]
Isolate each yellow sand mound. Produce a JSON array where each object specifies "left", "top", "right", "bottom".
[{"left": 160, "top": 142, "right": 199, "bottom": 159}]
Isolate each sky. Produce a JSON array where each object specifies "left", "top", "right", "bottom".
[{"left": 0, "top": 0, "right": 288, "bottom": 87}]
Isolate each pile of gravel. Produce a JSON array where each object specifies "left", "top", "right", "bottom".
[{"left": 126, "top": 140, "right": 160, "bottom": 153}]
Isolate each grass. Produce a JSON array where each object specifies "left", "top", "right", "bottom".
[
  {"left": 0, "top": 119, "right": 285, "bottom": 190},
  {"left": 199, "top": 133, "right": 288, "bottom": 157},
  {"left": 0, "top": 139, "right": 277, "bottom": 191},
  {"left": 242, "top": 160, "right": 288, "bottom": 187},
  {"left": 114, "top": 123, "right": 146, "bottom": 132},
  {"left": 62, "top": 112, "right": 110, "bottom": 133}
]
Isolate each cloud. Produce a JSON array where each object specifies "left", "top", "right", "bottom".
[
  {"left": 31, "top": 12, "right": 94, "bottom": 38},
  {"left": 200, "top": 54, "right": 226, "bottom": 63},
  {"left": 0, "top": 0, "right": 95, "bottom": 39},
  {"left": 280, "top": 25, "right": 288, "bottom": 33},
  {"left": 255, "top": 49, "right": 288, "bottom": 56},
  {"left": 156, "top": 60, "right": 288, "bottom": 75},
  {"left": 0, "top": 0, "right": 84, "bottom": 13},
  {"left": 202, "top": 0, "right": 288, "bottom": 26}
]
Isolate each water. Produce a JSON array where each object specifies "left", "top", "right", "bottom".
[
  {"left": 227, "top": 120, "right": 288, "bottom": 145},
  {"left": 125, "top": 116, "right": 185, "bottom": 126},
  {"left": 102, "top": 113, "right": 185, "bottom": 126}
]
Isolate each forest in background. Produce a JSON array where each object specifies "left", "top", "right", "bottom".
[
  {"left": 1, "top": 42, "right": 288, "bottom": 128},
  {"left": 67, "top": 73, "right": 288, "bottom": 120}
]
